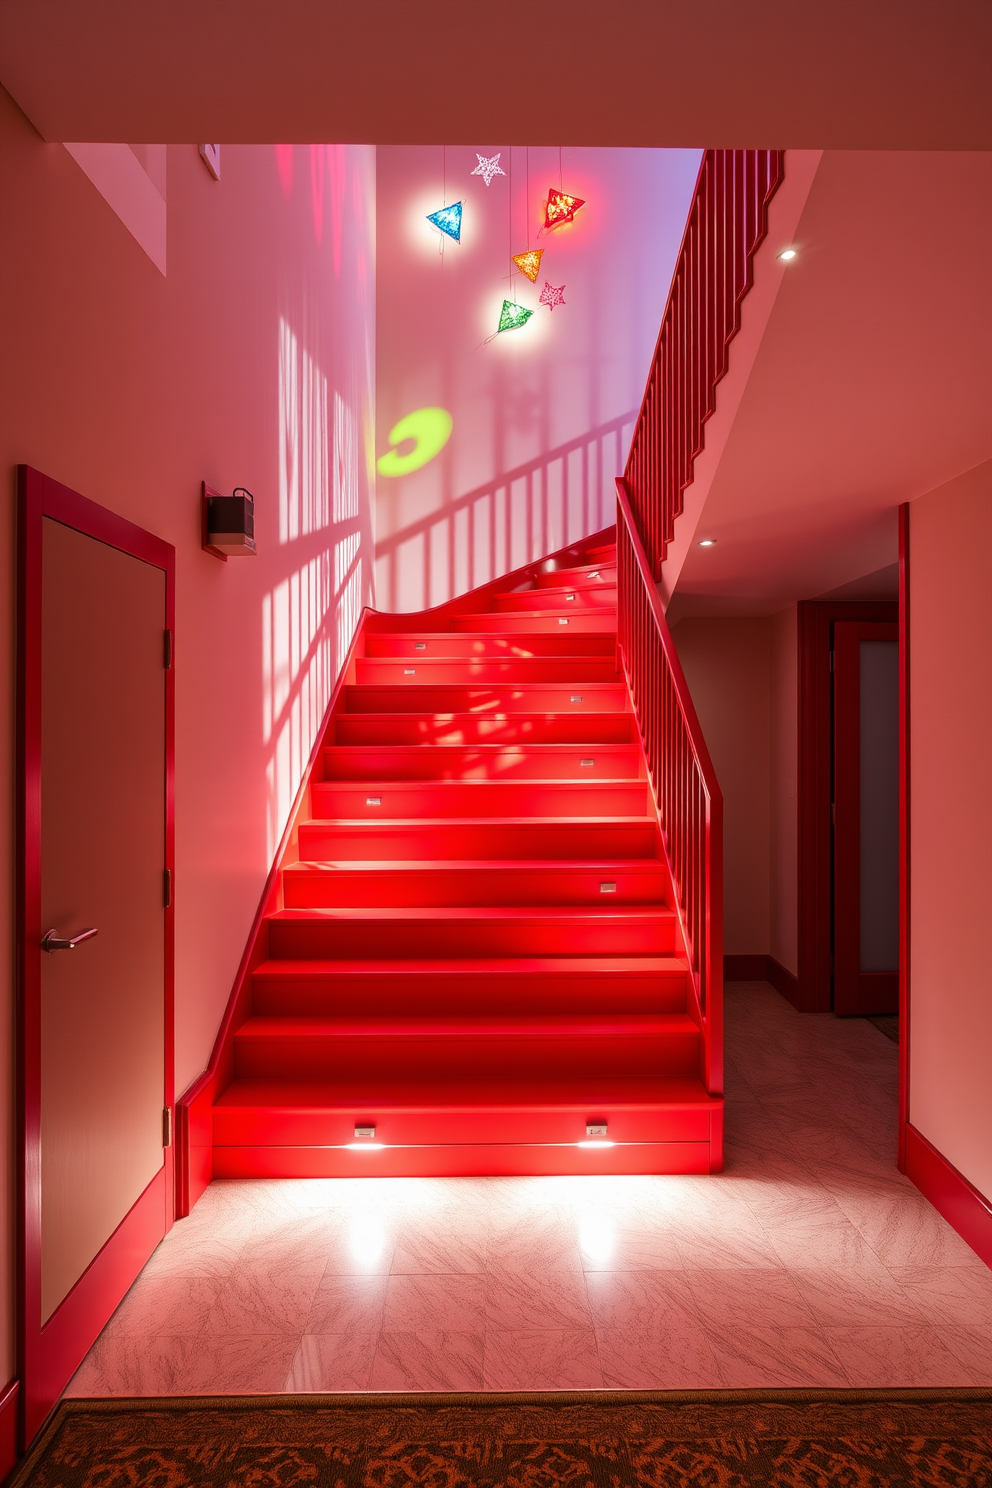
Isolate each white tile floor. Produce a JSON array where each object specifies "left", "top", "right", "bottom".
[{"left": 68, "top": 983, "right": 992, "bottom": 1394}]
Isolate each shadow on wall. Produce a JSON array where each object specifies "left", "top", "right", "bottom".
[
  {"left": 375, "top": 410, "right": 633, "bottom": 613},
  {"left": 261, "top": 313, "right": 369, "bottom": 859}
]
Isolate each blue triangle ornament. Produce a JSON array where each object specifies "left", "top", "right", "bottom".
[{"left": 427, "top": 201, "right": 463, "bottom": 242}]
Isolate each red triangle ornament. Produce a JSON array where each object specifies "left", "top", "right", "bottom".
[{"left": 544, "top": 188, "right": 585, "bottom": 230}]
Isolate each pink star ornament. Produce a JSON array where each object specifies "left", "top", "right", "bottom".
[{"left": 539, "top": 281, "right": 566, "bottom": 311}]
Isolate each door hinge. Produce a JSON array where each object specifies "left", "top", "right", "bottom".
[
  {"left": 163, "top": 868, "right": 172, "bottom": 907},
  {"left": 164, "top": 629, "right": 173, "bottom": 669},
  {"left": 163, "top": 1107, "right": 173, "bottom": 1148}
]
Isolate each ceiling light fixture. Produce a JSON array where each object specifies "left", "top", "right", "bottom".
[
  {"left": 778, "top": 247, "right": 797, "bottom": 261},
  {"left": 698, "top": 539, "right": 717, "bottom": 547}
]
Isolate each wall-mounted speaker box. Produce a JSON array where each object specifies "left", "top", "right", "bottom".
[{"left": 202, "top": 483, "right": 256, "bottom": 560}]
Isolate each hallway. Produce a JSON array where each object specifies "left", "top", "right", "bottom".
[{"left": 66, "top": 983, "right": 992, "bottom": 1396}]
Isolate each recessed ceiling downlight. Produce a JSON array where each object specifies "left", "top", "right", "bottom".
[
  {"left": 778, "top": 247, "right": 797, "bottom": 261},
  {"left": 698, "top": 539, "right": 717, "bottom": 547}
]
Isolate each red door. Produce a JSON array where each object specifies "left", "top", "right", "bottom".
[
  {"left": 833, "top": 620, "right": 899, "bottom": 1015},
  {"left": 17, "top": 468, "right": 175, "bottom": 1446}
]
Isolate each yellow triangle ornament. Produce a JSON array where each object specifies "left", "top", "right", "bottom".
[{"left": 512, "top": 249, "right": 545, "bottom": 283}]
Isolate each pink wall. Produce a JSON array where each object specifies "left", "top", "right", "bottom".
[
  {"left": 374, "top": 146, "right": 701, "bottom": 610},
  {"left": 671, "top": 618, "right": 772, "bottom": 956},
  {"left": 769, "top": 605, "right": 799, "bottom": 975},
  {"left": 0, "top": 89, "right": 376, "bottom": 1379},
  {"left": 908, "top": 459, "right": 992, "bottom": 1200}
]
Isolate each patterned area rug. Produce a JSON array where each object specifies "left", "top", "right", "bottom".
[{"left": 10, "top": 1389, "right": 992, "bottom": 1487}]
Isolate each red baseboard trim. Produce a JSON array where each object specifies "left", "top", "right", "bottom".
[
  {"left": 724, "top": 954, "right": 768, "bottom": 980},
  {"left": 905, "top": 1123, "right": 992, "bottom": 1271},
  {"left": 724, "top": 954, "right": 801, "bottom": 1008},
  {"left": 0, "top": 1379, "right": 18, "bottom": 1481}
]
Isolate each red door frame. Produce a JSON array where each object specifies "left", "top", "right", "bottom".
[
  {"left": 16, "top": 467, "right": 176, "bottom": 1448},
  {"left": 796, "top": 599, "right": 898, "bottom": 1014},
  {"left": 833, "top": 620, "right": 900, "bottom": 1015}
]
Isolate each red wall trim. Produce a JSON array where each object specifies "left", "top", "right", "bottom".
[
  {"left": 724, "top": 955, "right": 767, "bottom": 980},
  {"left": 724, "top": 954, "right": 800, "bottom": 1007},
  {"left": 0, "top": 1379, "right": 19, "bottom": 1482},
  {"left": 905, "top": 1124, "right": 992, "bottom": 1272},
  {"left": 898, "top": 504, "right": 911, "bottom": 1170},
  {"left": 796, "top": 599, "right": 898, "bottom": 1014}
]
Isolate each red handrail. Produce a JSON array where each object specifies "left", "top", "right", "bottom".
[
  {"left": 625, "top": 149, "right": 784, "bottom": 576},
  {"left": 616, "top": 479, "right": 723, "bottom": 1095}
]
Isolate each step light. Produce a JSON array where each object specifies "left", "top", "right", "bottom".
[
  {"left": 366, "top": 796, "right": 382, "bottom": 806},
  {"left": 570, "top": 695, "right": 583, "bottom": 703},
  {"left": 565, "top": 594, "right": 576, "bottom": 601},
  {"left": 558, "top": 618, "right": 569, "bottom": 625},
  {"left": 600, "top": 882, "right": 617, "bottom": 893},
  {"left": 580, "top": 759, "right": 595, "bottom": 767},
  {"left": 404, "top": 668, "right": 416, "bottom": 675},
  {"left": 588, "top": 572, "right": 600, "bottom": 580},
  {"left": 348, "top": 1124, "right": 385, "bottom": 1150},
  {"left": 414, "top": 642, "right": 426, "bottom": 650},
  {"left": 580, "top": 1121, "right": 613, "bottom": 1149}
]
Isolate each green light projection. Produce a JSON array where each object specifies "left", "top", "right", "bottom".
[{"left": 376, "top": 407, "right": 454, "bottom": 478}]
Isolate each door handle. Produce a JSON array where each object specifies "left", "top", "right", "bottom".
[{"left": 41, "top": 927, "right": 98, "bottom": 953}]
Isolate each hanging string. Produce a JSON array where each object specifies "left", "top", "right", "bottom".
[
  {"left": 526, "top": 146, "right": 530, "bottom": 250},
  {"left": 508, "top": 145, "right": 514, "bottom": 302},
  {"left": 439, "top": 144, "right": 446, "bottom": 261}
]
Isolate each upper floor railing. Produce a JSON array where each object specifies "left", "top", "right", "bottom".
[{"left": 624, "top": 149, "right": 784, "bottom": 576}]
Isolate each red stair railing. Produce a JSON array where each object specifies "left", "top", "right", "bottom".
[
  {"left": 616, "top": 479, "right": 723, "bottom": 1094},
  {"left": 624, "top": 149, "right": 784, "bottom": 576}
]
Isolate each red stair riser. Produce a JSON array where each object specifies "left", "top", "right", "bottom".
[
  {"left": 213, "top": 1100, "right": 715, "bottom": 1148},
  {"left": 212, "top": 1142, "right": 713, "bottom": 1179},
  {"left": 449, "top": 612, "right": 616, "bottom": 633},
  {"left": 344, "top": 684, "right": 629, "bottom": 714},
  {"left": 354, "top": 658, "right": 621, "bottom": 685},
  {"left": 531, "top": 565, "right": 616, "bottom": 588},
  {"left": 250, "top": 962, "right": 690, "bottom": 1017},
  {"left": 363, "top": 632, "right": 617, "bottom": 658},
  {"left": 494, "top": 588, "right": 617, "bottom": 611},
  {"left": 309, "top": 779, "right": 648, "bottom": 820},
  {"left": 233, "top": 1036, "right": 700, "bottom": 1083},
  {"left": 297, "top": 819, "right": 658, "bottom": 861},
  {"left": 281, "top": 862, "right": 669, "bottom": 909},
  {"left": 321, "top": 745, "right": 644, "bottom": 782},
  {"left": 265, "top": 910, "right": 674, "bottom": 960},
  {"left": 331, "top": 714, "right": 636, "bottom": 746}
]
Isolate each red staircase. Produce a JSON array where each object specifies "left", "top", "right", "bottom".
[{"left": 182, "top": 530, "right": 723, "bottom": 1191}]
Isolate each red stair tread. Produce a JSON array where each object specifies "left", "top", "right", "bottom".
[
  {"left": 253, "top": 955, "right": 688, "bottom": 978},
  {"left": 268, "top": 905, "right": 670, "bottom": 924},
  {"left": 215, "top": 1074, "right": 717, "bottom": 1111},
  {"left": 235, "top": 1014, "right": 696, "bottom": 1040}
]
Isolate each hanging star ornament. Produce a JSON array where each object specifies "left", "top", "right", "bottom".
[
  {"left": 512, "top": 249, "right": 544, "bottom": 283},
  {"left": 471, "top": 153, "right": 505, "bottom": 187},
  {"left": 544, "top": 188, "right": 585, "bottom": 230},
  {"left": 539, "top": 281, "right": 566, "bottom": 311},
  {"left": 427, "top": 201, "right": 463, "bottom": 242},
  {"left": 497, "top": 299, "right": 534, "bottom": 334}
]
